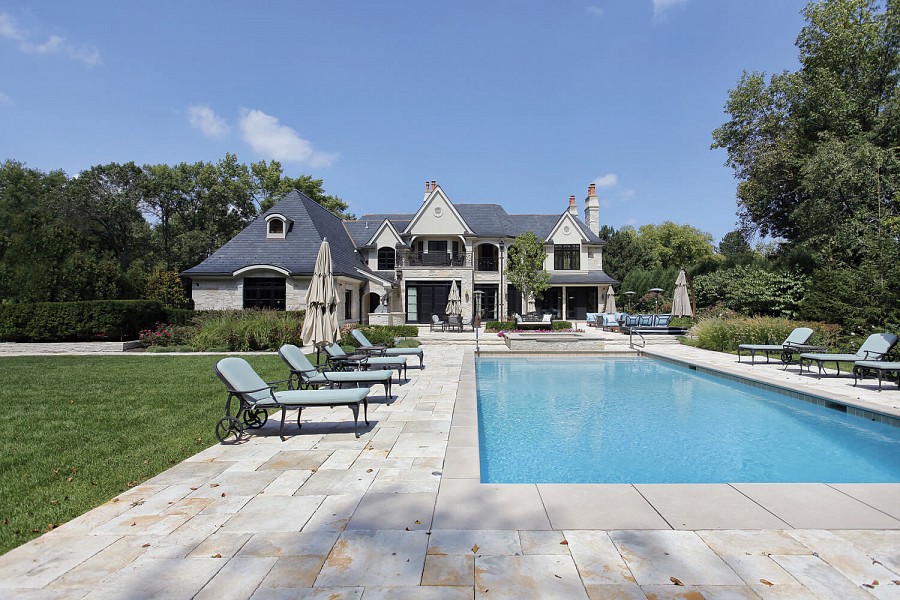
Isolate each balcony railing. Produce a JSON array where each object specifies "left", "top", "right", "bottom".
[
  {"left": 398, "top": 252, "right": 471, "bottom": 268},
  {"left": 476, "top": 257, "right": 498, "bottom": 272}
]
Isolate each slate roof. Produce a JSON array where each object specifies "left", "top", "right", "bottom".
[
  {"left": 183, "top": 190, "right": 370, "bottom": 280},
  {"left": 549, "top": 272, "right": 618, "bottom": 285},
  {"left": 357, "top": 205, "right": 603, "bottom": 243}
]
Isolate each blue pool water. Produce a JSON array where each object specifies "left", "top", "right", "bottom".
[{"left": 476, "top": 357, "right": 900, "bottom": 483}]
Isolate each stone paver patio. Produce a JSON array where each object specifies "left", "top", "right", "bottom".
[{"left": 1, "top": 332, "right": 899, "bottom": 599}]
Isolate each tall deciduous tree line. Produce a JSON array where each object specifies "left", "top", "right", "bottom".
[
  {"left": 0, "top": 154, "right": 351, "bottom": 304},
  {"left": 712, "top": 0, "right": 899, "bottom": 330}
]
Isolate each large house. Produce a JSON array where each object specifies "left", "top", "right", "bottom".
[{"left": 183, "top": 181, "right": 617, "bottom": 324}]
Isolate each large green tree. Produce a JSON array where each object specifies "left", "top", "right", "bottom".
[
  {"left": 0, "top": 155, "right": 352, "bottom": 303},
  {"left": 712, "top": 0, "right": 899, "bottom": 327},
  {"left": 506, "top": 231, "right": 551, "bottom": 309}
]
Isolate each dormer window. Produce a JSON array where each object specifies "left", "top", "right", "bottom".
[{"left": 265, "top": 213, "right": 291, "bottom": 239}]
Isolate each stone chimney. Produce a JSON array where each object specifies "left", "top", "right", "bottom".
[
  {"left": 584, "top": 183, "right": 600, "bottom": 236},
  {"left": 568, "top": 195, "right": 578, "bottom": 217}
]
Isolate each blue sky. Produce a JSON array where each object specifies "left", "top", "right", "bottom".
[{"left": 0, "top": 1, "right": 808, "bottom": 243}]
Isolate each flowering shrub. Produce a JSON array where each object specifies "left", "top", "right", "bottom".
[{"left": 139, "top": 323, "right": 190, "bottom": 347}]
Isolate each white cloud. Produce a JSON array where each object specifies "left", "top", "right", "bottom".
[
  {"left": 188, "top": 104, "right": 231, "bottom": 139},
  {"left": 239, "top": 108, "right": 337, "bottom": 167},
  {"left": 653, "top": 0, "right": 687, "bottom": 19},
  {"left": 0, "top": 12, "right": 100, "bottom": 66},
  {"left": 584, "top": 6, "right": 604, "bottom": 18},
  {"left": 593, "top": 173, "right": 618, "bottom": 189},
  {"left": 0, "top": 91, "right": 12, "bottom": 107}
]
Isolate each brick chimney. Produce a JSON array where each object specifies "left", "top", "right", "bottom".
[
  {"left": 584, "top": 183, "right": 600, "bottom": 236},
  {"left": 568, "top": 195, "right": 578, "bottom": 217},
  {"left": 424, "top": 180, "right": 431, "bottom": 202}
]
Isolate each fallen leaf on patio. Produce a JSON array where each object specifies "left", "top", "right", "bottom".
[
  {"left": 211, "top": 553, "right": 222, "bottom": 558},
  {"left": 415, "top": 520, "right": 421, "bottom": 524},
  {"left": 366, "top": 468, "right": 373, "bottom": 473},
  {"left": 863, "top": 583, "right": 875, "bottom": 589},
  {"left": 554, "top": 574, "right": 561, "bottom": 579},
  {"left": 190, "top": 487, "right": 198, "bottom": 491},
  {"left": 221, "top": 492, "right": 226, "bottom": 497},
  {"left": 560, "top": 540, "right": 568, "bottom": 545},
  {"left": 142, "top": 543, "right": 150, "bottom": 548},
  {"left": 670, "top": 577, "right": 684, "bottom": 586},
  {"left": 871, "top": 558, "right": 883, "bottom": 566},
  {"left": 472, "top": 544, "right": 480, "bottom": 554},
  {"left": 760, "top": 579, "right": 774, "bottom": 586},
  {"left": 210, "top": 483, "right": 220, "bottom": 488}
]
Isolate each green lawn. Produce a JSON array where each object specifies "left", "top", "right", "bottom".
[{"left": 0, "top": 353, "right": 287, "bottom": 555}]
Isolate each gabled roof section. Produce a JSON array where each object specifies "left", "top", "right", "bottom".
[
  {"left": 365, "top": 219, "right": 403, "bottom": 248},
  {"left": 546, "top": 211, "right": 590, "bottom": 243},
  {"left": 182, "top": 190, "right": 370, "bottom": 280},
  {"left": 403, "top": 185, "right": 472, "bottom": 236}
]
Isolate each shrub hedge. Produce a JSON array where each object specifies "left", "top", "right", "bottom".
[
  {"left": 484, "top": 320, "right": 574, "bottom": 332},
  {"left": 189, "top": 310, "right": 305, "bottom": 351},
  {"left": 690, "top": 316, "right": 843, "bottom": 353},
  {"left": 0, "top": 300, "right": 169, "bottom": 342}
]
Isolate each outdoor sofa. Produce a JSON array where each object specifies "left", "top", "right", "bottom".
[
  {"left": 620, "top": 314, "right": 688, "bottom": 335},
  {"left": 513, "top": 313, "right": 554, "bottom": 330}
]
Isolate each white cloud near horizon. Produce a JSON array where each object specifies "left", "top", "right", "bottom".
[
  {"left": 584, "top": 6, "right": 604, "bottom": 18},
  {"left": 0, "top": 12, "right": 100, "bottom": 66},
  {"left": 653, "top": 0, "right": 688, "bottom": 19},
  {"left": 593, "top": 173, "right": 618, "bottom": 189},
  {"left": 239, "top": 108, "right": 337, "bottom": 168},
  {"left": 187, "top": 104, "right": 231, "bottom": 139}
]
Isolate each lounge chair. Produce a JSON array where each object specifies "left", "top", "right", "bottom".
[
  {"left": 278, "top": 344, "right": 394, "bottom": 399},
  {"left": 586, "top": 313, "right": 598, "bottom": 327},
  {"left": 737, "top": 327, "right": 814, "bottom": 365},
  {"left": 324, "top": 343, "right": 407, "bottom": 381},
  {"left": 853, "top": 361, "right": 900, "bottom": 390},
  {"left": 430, "top": 314, "right": 445, "bottom": 331},
  {"left": 213, "top": 357, "right": 369, "bottom": 442},
  {"left": 799, "top": 333, "right": 899, "bottom": 378},
  {"left": 601, "top": 313, "right": 621, "bottom": 332},
  {"left": 351, "top": 329, "right": 424, "bottom": 367}
]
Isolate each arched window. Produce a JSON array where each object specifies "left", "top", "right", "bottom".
[
  {"left": 268, "top": 219, "right": 283, "bottom": 235},
  {"left": 377, "top": 247, "right": 395, "bottom": 271}
]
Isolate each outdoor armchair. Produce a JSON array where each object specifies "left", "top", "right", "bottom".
[
  {"left": 213, "top": 356, "right": 369, "bottom": 442},
  {"left": 737, "top": 327, "right": 814, "bottom": 365},
  {"left": 324, "top": 343, "right": 408, "bottom": 381},
  {"left": 799, "top": 332, "right": 898, "bottom": 378},
  {"left": 279, "top": 344, "right": 394, "bottom": 400},
  {"left": 351, "top": 329, "right": 424, "bottom": 367},
  {"left": 431, "top": 314, "right": 445, "bottom": 331}
]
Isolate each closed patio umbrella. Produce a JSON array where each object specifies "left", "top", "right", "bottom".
[
  {"left": 301, "top": 238, "right": 340, "bottom": 360},
  {"left": 672, "top": 269, "right": 693, "bottom": 317},
  {"left": 445, "top": 280, "right": 462, "bottom": 317},
  {"left": 605, "top": 286, "right": 617, "bottom": 314}
]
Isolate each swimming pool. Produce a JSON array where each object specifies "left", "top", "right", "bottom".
[{"left": 476, "top": 357, "right": 900, "bottom": 484}]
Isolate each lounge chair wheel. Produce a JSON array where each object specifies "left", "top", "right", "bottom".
[
  {"left": 215, "top": 416, "right": 243, "bottom": 444},
  {"left": 242, "top": 408, "right": 268, "bottom": 429}
]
